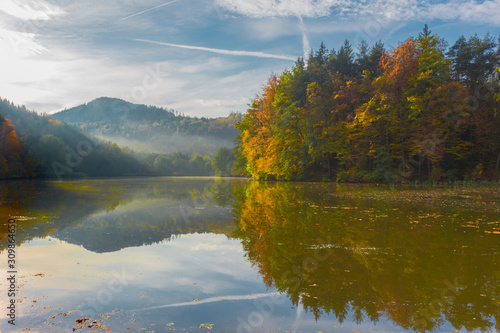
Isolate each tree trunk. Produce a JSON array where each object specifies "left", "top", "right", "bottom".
[{"left": 496, "top": 151, "right": 500, "bottom": 170}]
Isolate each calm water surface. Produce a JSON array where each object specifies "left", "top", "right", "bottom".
[{"left": 0, "top": 178, "right": 499, "bottom": 332}]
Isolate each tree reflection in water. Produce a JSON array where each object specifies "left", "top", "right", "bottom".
[
  {"left": 1, "top": 179, "right": 498, "bottom": 332},
  {"left": 232, "top": 182, "right": 500, "bottom": 332}
]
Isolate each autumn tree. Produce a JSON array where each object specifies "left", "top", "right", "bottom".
[
  {"left": 0, "top": 115, "right": 35, "bottom": 179},
  {"left": 236, "top": 75, "right": 280, "bottom": 179},
  {"left": 235, "top": 29, "right": 500, "bottom": 182}
]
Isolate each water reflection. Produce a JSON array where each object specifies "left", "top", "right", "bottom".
[
  {"left": 0, "top": 178, "right": 238, "bottom": 252},
  {"left": 0, "top": 178, "right": 499, "bottom": 332},
  {"left": 232, "top": 182, "right": 500, "bottom": 332}
]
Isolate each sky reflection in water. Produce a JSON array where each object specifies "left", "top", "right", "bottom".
[{"left": 0, "top": 178, "right": 499, "bottom": 332}]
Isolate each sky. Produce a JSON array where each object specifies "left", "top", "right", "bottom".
[{"left": 0, "top": 0, "right": 499, "bottom": 118}]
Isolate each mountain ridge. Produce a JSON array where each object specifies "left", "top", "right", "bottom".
[
  {"left": 0, "top": 97, "right": 150, "bottom": 179},
  {"left": 53, "top": 97, "right": 178, "bottom": 123},
  {"left": 52, "top": 97, "right": 242, "bottom": 155}
]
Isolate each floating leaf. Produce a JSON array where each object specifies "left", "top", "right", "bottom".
[
  {"left": 76, "top": 317, "right": 89, "bottom": 323},
  {"left": 199, "top": 322, "right": 214, "bottom": 329}
]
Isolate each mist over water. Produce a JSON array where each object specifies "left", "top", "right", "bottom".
[{"left": 98, "top": 132, "right": 235, "bottom": 155}]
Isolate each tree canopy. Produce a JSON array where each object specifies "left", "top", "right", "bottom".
[{"left": 235, "top": 27, "right": 500, "bottom": 182}]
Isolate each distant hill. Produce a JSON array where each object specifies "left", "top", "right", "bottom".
[
  {"left": 0, "top": 98, "right": 150, "bottom": 179},
  {"left": 52, "top": 97, "right": 242, "bottom": 155},
  {"left": 52, "top": 97, "right": 175, "bottom": 123}
]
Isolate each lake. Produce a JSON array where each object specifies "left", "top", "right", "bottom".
[{"left": 0, "top": 177, "right": 499, "bottom": 332}]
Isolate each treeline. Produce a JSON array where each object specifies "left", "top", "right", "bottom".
[
  {"left": 234, "top": 26, "right": 500, "bottom": 182},
  {"left": 0, "top": 98, "right": 234, "bottom": 179},
  {"left": 141, "top": 146, "right": 235, "bottom": 177}
]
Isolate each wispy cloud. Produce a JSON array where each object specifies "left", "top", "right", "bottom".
[
  {"left": 120, "top": 0, "right": 180, "bottom": 21},
  {"left": 133, "top": 38, "right": 298, "bottom": 61},
  {"left": 1, "top": 28, "right": 46, "bottom": 56},
  {"left": 215, "top": 0, "right": 336, "bottom": 18},
  {"left": 0, "top": 0, "right": 64, "bottom": 20},
  {"left": 216, "top": 0, "right": 500, "bottom": 25},
  {"left": 427, "top": 0, "right": 500, "bottom": 25},
  {"left": 194, "top": 97, "right": 248, "bottom": 108},
  {"left": 297, "top": 16, "right": 311, "bottom": 60},
  {"left": 134, "top": 292, "right": 281, "bottom": 311},
  {"left": 215, "top": 0, "right": 421, "bottom": 19}
]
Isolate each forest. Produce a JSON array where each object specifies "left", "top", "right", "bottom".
[
  {"left": 0, "top": 99, "right": 234, "bottom": 179},
  {"left": 233, "top": 26, "right": 500, "bottom": 182},
  {"left": 52, "top": 97, "right": 241, "bottom": 155}
]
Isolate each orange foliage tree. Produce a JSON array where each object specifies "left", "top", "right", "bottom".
[{"left": 0, "top": 115, "right": 35, "bottom": 179}]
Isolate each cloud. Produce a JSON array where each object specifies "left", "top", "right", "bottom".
[
  {"left": 215, "top": 0, "right": 430, "bottom": 20},
  {"left": 216, "top": 0, "right": 500, "bottom": 25},
  {"left": 167, "top": 66, "right": 280, "bottom": 117},
  {"left": 133, "top": 38, "right": 298, "bottom": 61},
  {"left": 427, "top": 0, "right": 500, "bottom": 25},
  {"left": 298, "top": 16, "right": 311, "bottom": 60},
  {"left": 215, "top": 0, "right": 338, "bottom": 18},
  {"left": 120, "top": 0, "right": 180, "bottom": 21},
  {"left": 0, "top": 0, "right": 64, "bottom": 20},
  {"left": 215, "top": 0, "right": 422, "bottom": 19},
  {"left": 1, "top": 34, "right": 277, "bottom": 117},
  {"left": 134, "top": 292, "right": 282, "bottom": 311},
  {"left": 194, "top": 97, "right": 248, "bottom": 108},
  {"left": 0, "top": 28, "right": 46, "bottom": 56},
  {"left": 243, "top": 18, "right": 298, "bottom": 41}
]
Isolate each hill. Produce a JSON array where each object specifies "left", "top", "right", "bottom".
[
  {"left": 0, "top": 98, "right": 150, "bottom": 179},
  {"left": 52, "top": 97, "right": 242, "bottom": 155}
]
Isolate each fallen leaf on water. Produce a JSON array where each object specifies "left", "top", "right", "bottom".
[
  {"left": 199, "top": 322, "right": 214, "bottom": 329},
  {"left": 76, "top": 317, "right": 89, "bottom": 323}
]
